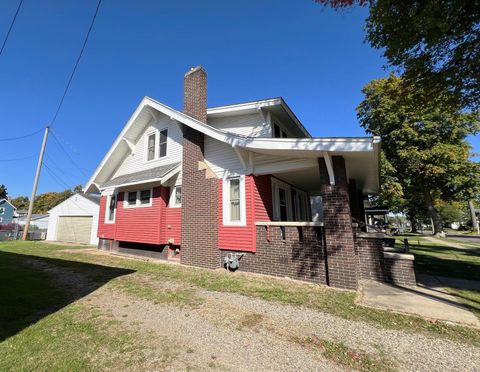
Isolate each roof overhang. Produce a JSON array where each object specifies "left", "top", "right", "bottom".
[{"left": 85, "top": 96, "right": 380, "bottom": 194}]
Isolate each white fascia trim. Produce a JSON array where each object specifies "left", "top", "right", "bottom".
[
  {"left": 206, "top": 98, "right": 282, "bottom": 116},
  {"left": 86, "top": 95, "right": 379, "bottom": 192}
]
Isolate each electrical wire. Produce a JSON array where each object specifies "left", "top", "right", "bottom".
[
  {"left": 50, "top": 130, "right": 90, "bottom": 177},
  {"left": 43, "top": 162, "right": 72, "bottom": 190},
  {"left": 0, "top": 0, "right": 24, "bottom": 57},
  {"left": 50, "top": 0, "right": 102, "bottom": 127},
  {"left": 0, "top": 127, "right": 43, "bottom": 141},
  {"left": 0, "top": 154, "right": 36, "bottom": 162}
]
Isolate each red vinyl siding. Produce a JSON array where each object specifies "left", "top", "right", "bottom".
[
  {"left": 218, "top": 176, "right": 255, "bottom": 252},
  {"left": 165, "top": 207, "right": 182, "bottom": 245},
  {"left": 99, "top": 186, "right": 173, "bottom": 245},
  {"left": 98, "top": 196, "right": 116, "bottom": 239},
  {"left": 253, "top": 175, "right": 273, "bottom": 222}
]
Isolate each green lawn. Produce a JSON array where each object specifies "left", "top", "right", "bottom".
[
  {"left": 1, "top": 239, "right": 480, "bottom": 364},
  {"left": 391, "top": 234, "right": 480, "bottom": 319}
]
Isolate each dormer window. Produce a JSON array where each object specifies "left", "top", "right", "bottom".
[
  {"left": 147, "top": 133, "right": 156, "bottom": 161},
  {"left": 159, "top": 129, "right": 168, "bottom": 158},
  {"left": 145, "top": 128, "right": 168, "bottom": 161},
  {"left": 273, "top": 122, "right": 288, "bottom": 138}
]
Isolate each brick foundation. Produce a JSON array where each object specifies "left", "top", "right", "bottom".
[{"left": 222, "top": 225, "right": 327, "bottom": 285}]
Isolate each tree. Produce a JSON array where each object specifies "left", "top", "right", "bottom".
[
  {"left": 0, "top": 184, "right": 7, "bottom": 199},
  {"left": 10, "top": 196, "right": 29, "bottom": 210},
  {"left": 33, "top": 189, "right": 73, "bottom": 214},
  {"left": 357, "top": 74, "right": 480, "bottom": 235},
  {"left": 315, "top": 0, "right": 480, "bottom": 109},
  {"left": 73, "top": 185, "right": 83, "bottom": 193},
  {"left": 439, "top": 201, "right": 468, "bottom": 228}
]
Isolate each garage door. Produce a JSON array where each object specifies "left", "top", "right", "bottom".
[{"left": 56, "top": 216, "right": 93, "bottom": 244}]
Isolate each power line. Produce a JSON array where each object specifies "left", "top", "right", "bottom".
[
  {"left": 0, "top": 0, "right": 24, "bottom": 58},
  {"left": 50, "top": 0, "right": 102, "bottom": 127},
  {"left": 0, "top": 154, "right": 36, "bottom": 162},
  {"left": 43, "top": 162, "right": 72, "bottom": 190},
  {"left": 50, "top": 130, "right": 89, "bottom": 177},
  {"left": 0, "top": 127, "right": 43, "bottom": 141},
  {"left": 45, "top": 152, "right": 79, "bottom": 186}
]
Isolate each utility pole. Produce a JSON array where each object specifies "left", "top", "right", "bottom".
[
  {"left": 468, "top": 200, "right": 479, "bottom": 234},
  {"left": 22, "top": 126, "right": 49, "bottom": 240}
]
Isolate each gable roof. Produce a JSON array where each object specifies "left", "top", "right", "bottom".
[
  {"left": 85, "top": 97, "right": 381, "bottom": 194},
  {"left": 47, "top": 192, "right": 101, "bottom": 214},
  {"left": 0, "top": 199, "right": 16, "bottom": 210},
  {"left": 99, "top": 162, "right": 180, "bottom": 189}
]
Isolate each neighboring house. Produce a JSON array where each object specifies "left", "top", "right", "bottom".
[
  {"left": 85, "top": 66, "right": 416, "bottom": 289},
  {"left": 0, "top": 199, "right": 16, "bottom": 224},
  {"left": 46, "top": 193, "right": 100, "bottom": 245},
  {"left": 17, "top": 214, "right": 49, "bottom": 229}
]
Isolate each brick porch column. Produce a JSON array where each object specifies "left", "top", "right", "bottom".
[
  {"left": 181, "top": 67, "right": 220, "bottom": 269},
  {"left": 319, "top": 156, "right": 358, "bottom": 289}
]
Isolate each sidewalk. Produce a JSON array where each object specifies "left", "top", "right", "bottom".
[{"left": 359, "top": 279, "right": 480, "bottom": 327}]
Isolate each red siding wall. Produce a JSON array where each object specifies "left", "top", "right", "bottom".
[
  {"left": 98, "top": 196, "right": 116, "bottom": 239},
  {"left": 217, "top": 175, "right": 273, "bottom": 253},
  {"left": 98, "top": 186, "right": 175, "bottom": 245},
  {"left": 165, "top": 207, "right": 182, "bottom": 245}
]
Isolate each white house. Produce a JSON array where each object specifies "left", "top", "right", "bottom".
[{"left": 47, "top": 193, "right": 100, "bottom": 245}]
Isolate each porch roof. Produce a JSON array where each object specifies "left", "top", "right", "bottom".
[{"left": 99, "top": 162, "right": 180, "bottom": 190}]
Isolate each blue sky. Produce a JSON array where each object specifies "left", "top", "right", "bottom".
[{"left": 1, "top": 0, "right": 478, "bottom": 197}]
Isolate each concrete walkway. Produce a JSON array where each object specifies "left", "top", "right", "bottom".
[{"left": 359, "top": 279, "right": 480, "bottom": 327}]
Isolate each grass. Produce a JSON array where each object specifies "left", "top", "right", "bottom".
[
  {"left": 291, "top": 335, "right": 395, "bottom": 372},
  {"left": 390, "top": 234, "right": 480, "bottom": 320},
  {"left": 1, "top": 241, "right": 480, "bottom": 351}
]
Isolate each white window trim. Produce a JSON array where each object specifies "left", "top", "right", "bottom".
[
  {"left": 169, "top": 185, "right": 182, "bottom": 208},
  {"left": 292, "top": 187, "right": 309, "bottom": 221},
  {"left": 104, "top": 193, "right": 117, "bottom": 224},
  {"left": 222, "top": 175, "right": 246, "bottom": 226},
  {"left": 271, "top": 178, "right": 293, "bottom": 221},
  {"left": 158, "top": 127, "right": 168, "bottom": 159},
  {"left": 145, "top": 130, "right": 157, "bottom": 162},
  {"left": 123, "top": 188, "right": 153, "bottom": 208}
]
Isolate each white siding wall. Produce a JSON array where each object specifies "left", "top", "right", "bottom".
[
  {"left": 207, "top": 113, "right": 272, "bottom": 137},
  {"left": 47, "top": 194, "right": 100, "bottom": 245},
  {"left": 204, "top": 137, "right": 244, "bottom": 177},
  {"left": 113, "top": 117, "right": 183, "bottom": 178}
]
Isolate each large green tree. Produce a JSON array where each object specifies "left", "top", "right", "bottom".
[
  {"left": 315, "top": 0, "right": 480, "bottom": 109},
  {"left": 10, "top": 196, "right": 29, "bottom": 210},
  {"left": 357, "top": 75, "right": 480, "bottom": 235}
]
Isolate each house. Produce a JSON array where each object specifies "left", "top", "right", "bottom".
[
  {"left": 17, "top": 214, "right": 49, "bottom": 230},
  {"left": 85, "top": 66, "right": 416, "bottom": 289},
  {"left": 46, "top": 193, "right": 100, "bottom": 245},
  {"left": 0, "top": 199, "right": 16, "bottom": 225}
]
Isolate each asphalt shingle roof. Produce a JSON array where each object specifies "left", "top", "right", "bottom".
[{"left": 100, "top": 162, "right": 180, "bottom": 188}]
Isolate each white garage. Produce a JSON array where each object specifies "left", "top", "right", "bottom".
[{"left": 47, "top": 193, "right": 100, "bottom": 245}]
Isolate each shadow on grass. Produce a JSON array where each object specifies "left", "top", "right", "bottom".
[
  {"left": 411, "top": 249, "right": 480, "bottom": 282},
  {"left": 0, "top": 250, "right": 135, "bottom": 342}
]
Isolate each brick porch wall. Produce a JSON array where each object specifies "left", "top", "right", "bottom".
[
  {"left": 222, "top": 225, "right": 327, "bottom": 285},
  {"left": 319, "top": 156, "right": 358, "bottom": 289},
  {"left": 355, "top": 234, "right": 416, "bottom": 287}
]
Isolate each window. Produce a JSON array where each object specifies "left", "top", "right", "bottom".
[
  {"left": 272, "top": 178, "right": 292, "bottom": 221},
  {"left": 123, "top": 189, "right": 153, "bottom": 208},
  {"left": 147, "top": 133, "right": 156, "bottom": 161},
  {"left": 0, "top": 217, "right": 2, "bottom": 223},
  {"left": 169, "top": 186, "right": 182, "bottom": 207},
  {"left": 223, "top": 176, "right": 246, "bottom": 225},
  {"left": 127, "top": 191, "right": 137, "bottom": 206},
  {"left": 281, "top": 130, "right": 288, "bottom": 138},
  {"left": 292, "top": 188, "right": 309, "bottom": 221},
  {"left": 159, "top": 129, "right": 168, "bottom": 158},
  {"left": 0, "top": 207, "right": 4, "bottom": 214},
  {"left": 273, "top": 123, "right": 281, "bottom": 138},
  {"left": 140, "top": 189, "right": 151, "bottom": 205},
  {"left": 229, "top": 178, "right": 241, "bottom": 221},
  {"left": 106, "top": 194, "right": 116, "bottom": 223}
]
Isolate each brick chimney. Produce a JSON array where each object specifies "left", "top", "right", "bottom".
[{"left": 184, "top": 66, "right": 207, "bottom": 123}]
